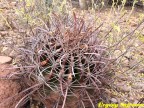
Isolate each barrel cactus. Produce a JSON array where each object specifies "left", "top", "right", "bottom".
[{"left": 17, "top": 13, "right": 113, "bottom": 107}]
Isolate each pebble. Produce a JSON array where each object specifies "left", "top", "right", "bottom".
[
  {"left": 111, "top": 98, "right": 118, "bottom": 103},
  {"left": 139, "top": 69, "right": 144, "bottom": 74},
  {"left": 0, "top": 56, "right": 12, "bottom": 64},
  {"left": 9, "top": 2, "right": 17, "bottom": 7},
  {"left": 0, "top": 31, "right": 8, "bottom": 36}
]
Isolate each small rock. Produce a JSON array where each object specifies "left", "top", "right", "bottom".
[
  {"left": 0, "top": 56, "right": 12, "bottom": 64},
  {"left": 0, "top": 31, "right": 8, "bottom": 36},
  {"left": 129, "top": 97, "right": 135, "bottom": 103},
  {"left": 139, "top": 69, "right": 144, "bottom": 74},
  {"left": 131, "top": 23, "right": 138, "bottom": 27},
  {"left": 0, "top": 64, "right": 23, "bottom": 108},
  {"left": 10, "top": 2, "right": 17, "bottom": 7},
  {"left": 133, "top": 100, "right": 139, "bottom": 104},
  {"left": 111, "top": 98, "right": 118, "bottom": 103}
]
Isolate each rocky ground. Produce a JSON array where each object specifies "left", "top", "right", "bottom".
[
  {"left": 0, "top": 0, "right": 144, "bottom": 108},
  {"left": 0, "top": 64, "right": 23, "bottom": 108}
]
